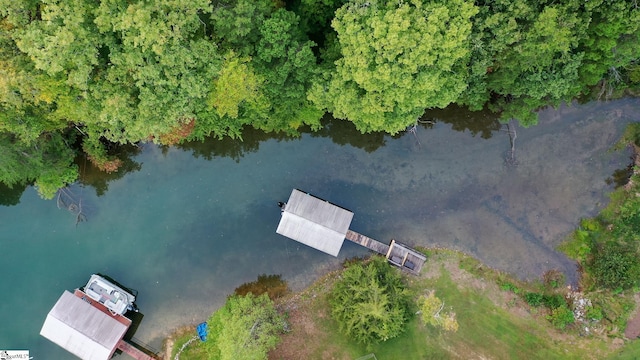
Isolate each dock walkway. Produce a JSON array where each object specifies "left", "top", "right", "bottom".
[
  {"left": 117, "top": 340, "right": 158, "bottom": 360},
  {"left": 345, "top": 230, "right": 390, "bottom": 255},
  {"left": 346, "top": 231, "right": 426, "bottom": 274}
]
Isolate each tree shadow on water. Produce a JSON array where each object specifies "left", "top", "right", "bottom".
[
  {"left": 178, "top": 116, "right": 389, "bottom": 160},
  {"left": 170, "top": 107, "right": 500, "bottom": 164},
  {"left": 0, "top": 182, "right": 26, "bottom": 206},
  {"left": 606, "top": 161, "right": 634, "bottom": 188},
  {"left": 176, "top": 125, "right": 295, "bottom": 162},
  {"left": 423, "top": 105, "right": 503, "bottom": 139},
  {"left": 77, "top": 144, "right": 143, "bottom": 197},
  {"left": 309, "top": 115, "right": 387, "bottom": 153}
]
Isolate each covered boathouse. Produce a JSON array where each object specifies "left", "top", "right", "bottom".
[
  {"left": 276, "top": 189, "right": 353, "bottom": 257},
  {"left": 40, "top": 289, "right": 156, "bottom": 360},
  {"left": 276, "top": 189, "right": 426, "bottom": 274}
]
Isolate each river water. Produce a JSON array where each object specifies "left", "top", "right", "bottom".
[{"left": 1, "top": 99, "right": 638, "bottom": 358}]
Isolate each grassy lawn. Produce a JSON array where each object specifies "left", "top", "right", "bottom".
[
  {"left": 421, "top": 269, "right": 583, "bottom": 360},
  {"left": 167, "top": 250, "right": 630, "bottom": 359},
  {"left": 608, "top": 340, "right": 640, "bottom": 359},
  {"left": 269, "top": 250, "right": 618, "bottom": 360},
  {"left": 167, "top": 326, "right": 207, "bottom": 359}
]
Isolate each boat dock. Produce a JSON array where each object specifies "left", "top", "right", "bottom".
[
  {"left": 276, "top": 189, "right": 427, "bottom": 275},
  {"left": 345, "top": 230, "right": 390, "bottom": 255},
  {"left": 41, "top": 277, "right": 159, "bottom": 360},
  {"left": 346, "top": 231, "right": 426, "bottom": 274}
]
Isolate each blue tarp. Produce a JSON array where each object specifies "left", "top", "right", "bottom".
[{"left": 196, "top": 322, "right": 208, "bottom": 342}]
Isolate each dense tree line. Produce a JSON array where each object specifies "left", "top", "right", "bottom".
[{"left": 0, "top": 0, "right": 638, "bottom": 198}]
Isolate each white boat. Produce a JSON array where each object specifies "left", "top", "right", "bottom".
[{"left": 83, "top": 274, "right": 137, "bottom": 316}]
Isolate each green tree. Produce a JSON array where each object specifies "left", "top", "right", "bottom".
[
  {"left": 0, "top": 12, "right": 75, "bottom": 144},
  {"left": 252, "top": 8, "right": 322, "bottom": 133},
  {"left": 2, "top": 0, "right": 226, "bottom": 176},
  {"left": 0, "top": 0, "right": 229, "bottom": 195},
  {"left": 330, "top": 256, "right": 412, "bottom": 346},
  {"left": 310, "top": 0, "right": 478, "bottom": 134},
  {"left": 210, "top": 3, "right": 323, "bottom": 134},
  {"left": 210, "top": 0, "right": 276, "bottom": 56},
  {"left": 0, "top": 131, "right": 77, "bottom": 199},
  {"left": 208, "top": 51, "right": 267, "bottom": 120},
  {"left": 13, "top": 0, "right": 103, "bottom": 90},
  {"left": 205, "top": 293, "right": 286, "bottom": 360},
  {"left": 578, "top": 0, "right": 640, "bottom": 92},
  {"left": 463, "top": 0, "right": 588, "bottom": 126},
  {"left": 8, "top": 0, "right": 226, "bottom": 146},
  {"left": 91, "top": 0, "right": 222, "bottom": 143}
]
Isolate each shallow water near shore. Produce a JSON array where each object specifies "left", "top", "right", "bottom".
[{"left": 1, "top": 99, "right": 639, "bottom": 358}]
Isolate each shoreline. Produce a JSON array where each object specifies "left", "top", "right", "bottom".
[
  {"left": 159, "top": 246, "right": 572, "bottom": 359},
  {"left": 160, "top": 117, "right": 640, "bottom": 359},
  {"left": 162, "top": 239, "right": 640, "bottom": 359}
]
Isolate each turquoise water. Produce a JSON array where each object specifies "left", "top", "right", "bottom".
[{"left": 1, "top": 99, "right": 639, "bottom": 358}]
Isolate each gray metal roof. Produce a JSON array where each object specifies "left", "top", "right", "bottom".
[
  {"left": 276, "top": 189, "right": 354, "bottom": 257},
  {"left": 40, "top": 291, "right": 129, "bottom": 360}
]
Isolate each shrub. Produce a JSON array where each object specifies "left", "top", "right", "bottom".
[
  {"left": 500, "top": 282, "right": 520, "bottom": 294},
  {"left": 589, "top": 242, "right": 640, "bottom": 290},
  {"left": 542, "top": 294, "right": 566, "bottom": 310},
  {"left": 418, "top": 291, "right": 459, "bottom": 332},
  {"left": 547, "top": 305, "right": 575, "bottom": 330},
  {"left": 558, "top": 218, "right": 599, "bottom": 261},
  {"left": 585, "top": 305, "right": 604, "bottom": 321},
  {"left": 329, "top": 256, "right": 412, "bottom": 346},
  {"left": 524, "top": 292, "right": 544, "bottom": 307}
]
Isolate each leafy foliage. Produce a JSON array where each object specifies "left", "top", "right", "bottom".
[
  {"left": 311, "top": 0, "right": 478, "bottom": 134},
  {"left": 0, "top": 131, "right": 77, "bottom": 199},
  {"left": 560, "top": 167, "right": 640, "bottom": 292},
  {"left": 546, "top": 304, "right": 574, "bottom": 330},
  {"left": 541, "top": 294, "right": 566, "bottom": 310},
  {"left": 250, "top": 8, "right": 323, "bottom": 133},
  {"left": 499, "top": 282, "right": 521, "bottom": 294},
  {"left": 1, "top": 0, "right": 639, "bottom": 196},
  {"left": 418, "top": 291, "right": 459, "bottom": 332},
  {"left": 589, "top": 242, "right": 640, "bottom": 290},
  {"left": 463, "top": 0, "right": 589, "bottom": 125},
  {"left": 329, "top": 256, "right": 412, "bottom": 346},
  {"left": 205, "top": 293, "right": 286, "bottom": 360},
  {"left": 585, "top": 305, "right": 603, "bottom": 321},
  {"left": 578, "top": 0, "right": 640, "bottom": 91},
  {"left": 524, "top": 292, "right": 544, "bottom": 307},
  {"left": 208, "top": 52, "right": 266, "bottom": 120}
]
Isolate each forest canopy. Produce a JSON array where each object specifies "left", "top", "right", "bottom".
[{"left": 0, "top": 0, "right": 639, "bottom": 197}]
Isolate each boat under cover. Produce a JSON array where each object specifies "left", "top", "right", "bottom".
[{"left": 83, "top": 274, "right": 137, "bottom": 315}]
